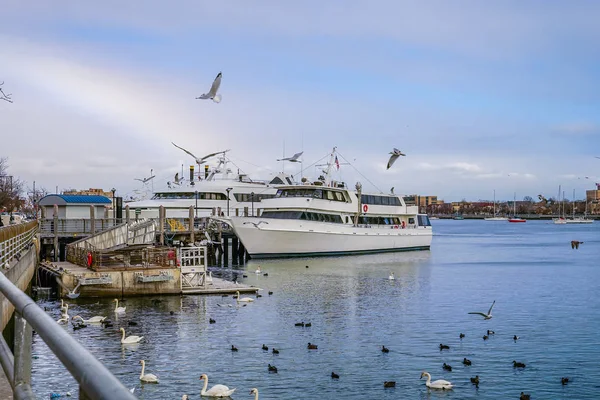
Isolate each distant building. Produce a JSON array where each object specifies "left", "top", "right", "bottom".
[
  {"left": 403, "top": 195, "right": 443, "bottom": 213},
  {"left": 38, "top": 194, "right": 112, "bottom": 219},
  {"left": 63, "top": 188, "right": 114, "bottom": 198},
  {"left": 586, "top": 188, "right": 600, "bottom": 214}
]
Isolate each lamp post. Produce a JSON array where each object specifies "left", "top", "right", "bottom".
[
  {"left": 251, "top": 192, "right": 254, "bottom": 217},
  {"left": 111, "top": 188, "right": 116, "bottom": 221},
  {"left": 226, "top": 188, "right": 233, "bottom": 216}
]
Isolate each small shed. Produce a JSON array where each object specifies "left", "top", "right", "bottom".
[{"left": 38, "top": 195, "right": 112, "bottom": 219}]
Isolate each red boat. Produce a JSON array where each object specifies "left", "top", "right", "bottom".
[{"left": 508, "top": 217, "right": 526, "bottom": 223}]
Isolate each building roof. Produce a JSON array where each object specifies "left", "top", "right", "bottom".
[{"left": 38, "top": 194, "right": 112, "bottom": 206}]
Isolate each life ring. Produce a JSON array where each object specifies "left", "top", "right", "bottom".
[
  {"left": 363, "top": 204, "right": 368, "bottom": 213},
  {"left": 394, "top": 225, "right": 399, "bottom": 229},
  {"left": 86, "top": 252, "right": 92, "bottom": 267},
  {"left": 401, "top": 221, "right": 406, "bottom": 229}
]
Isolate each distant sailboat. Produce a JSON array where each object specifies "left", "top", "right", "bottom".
[
  {"left": 485, "top": 190, "right": 508, "bottom": 221},
  {"left": 553, "top": 185, "right": 567, "bottom": 224},
  {"left": 508, "top": 192, "right": 526, "bottom": 223},
  {"left": 565, "top": 189, "right": 593, "bottom": 224}
]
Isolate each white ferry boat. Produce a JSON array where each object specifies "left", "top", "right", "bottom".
[
  {"left": 222, "top": 148, "right": 433, "bottom": 258},
  {"left": 127, "top": 153, "right": 292, "bottom": 219}
]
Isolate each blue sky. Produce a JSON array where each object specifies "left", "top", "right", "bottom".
[{"left": 1, "top": 1, "right": 599, "bottom": 202}]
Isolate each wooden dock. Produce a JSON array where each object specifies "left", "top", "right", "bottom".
[{"left": 40, "top": 261, "right": 258, "bottom": 298}]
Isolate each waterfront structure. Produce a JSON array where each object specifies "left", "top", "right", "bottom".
[
  {"left": 38, "top": 194, "right": 112, "bottom": 218},
  {"left": 223, "top": 148, "right": 432, "bottom": 258}
]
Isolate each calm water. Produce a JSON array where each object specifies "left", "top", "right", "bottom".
[{"left": 32, "top": 220, "right": 600, "bottom": 399}]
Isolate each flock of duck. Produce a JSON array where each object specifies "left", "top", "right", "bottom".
[{"left": 46, "top": 268, "right": 572, "bottom": 399}]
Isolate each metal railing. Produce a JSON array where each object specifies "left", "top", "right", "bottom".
[
  {"left": 38, "top": 218, "right": 120, "bottom": 236},
  {"left": 0, "top": 221, "right": 38, "bottom": 268},
  {"left": 0, "top": 273, "right": 137, "bottom": 400},
  {"left": 66, "top": 246, "right": 178, "bottom": 271}
]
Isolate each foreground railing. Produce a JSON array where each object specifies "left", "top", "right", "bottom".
[
  {"left": 0, "top": 273, "right": 137, "bottom": 400},
  {"left": 0, "top": 221, "right": 37, "bottom": 268}
]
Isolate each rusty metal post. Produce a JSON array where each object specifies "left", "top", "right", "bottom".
[
  {"left": 159, "top": 206, "right": 165, "bottom": 246},
  {"left": 188, "top": 206, "right": 194, "bottom": 244}
]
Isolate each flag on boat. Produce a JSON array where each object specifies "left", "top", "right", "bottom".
[
  {"left": 596, "top": 183, "right": 600, "bottom": 189},
  {"left": 335, "top": 156, "right": 340, "bottom": 170}
]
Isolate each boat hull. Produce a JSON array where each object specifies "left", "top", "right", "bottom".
[
  {"left": 226, "top": 217, "right": 433, "bottom": 258},
  {"left": 508, "top": 219, "right": 526, "bottom": 223}
]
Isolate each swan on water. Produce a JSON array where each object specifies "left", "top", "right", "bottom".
[
  {"left": 60, "top": 300, "right": 68, "bottom": 314},
  {"left": 388, "top": 272, "right": 395, "bottom": 280},
  {"left": 113, "top": 298, "right": 126, "bottom": 313},
  {"left": 235, "top": 291, "right": 254, "bottom": 303},
  {"left": 57, "top": 315, "right": 69, "bottom": 324},
  {"left": 199, "top": 373, "right": 236, "bottom": 397},
  {"left": 420, "top": 371, "right": 453, "bottom": 390},
  {"left": 139, "top": 360, "right": 159, "bottom": 383},
  {"left": 249, "top": 388, "right": 259, "bottom": 400},
  {"left": 120, "top": 328, "right": 143, "bottom": 344},
  {"left": 73, "top": 315, "right": 106, "bottom": 324},
  {"left": 468, "top": 300, "right": 495, "bottom": 319},
  {"left": 255, "top": 266, "right": 262, "bottom": 274}
]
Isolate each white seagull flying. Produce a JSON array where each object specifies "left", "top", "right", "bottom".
[
  {"left": 387, "top": 148, "right": 406, "bottom": 170},
  {"left": 134, "top": 175, "right": 156, "bottom": 184},
  {"left": 468, "top": 300, "right": 495, "bottom": 320},
  {"left": 171, "top": 142, "right": 230, "bottom": 166},
  {"left": 277, "top": 152, "right": 304, "bottom": 162},
  {"left": 196, "top": 72, "right": 222, "bottom": 103}
]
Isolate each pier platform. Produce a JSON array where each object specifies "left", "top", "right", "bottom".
[{"left": 40, "top": 261, "right": 258, "bottom": 298}]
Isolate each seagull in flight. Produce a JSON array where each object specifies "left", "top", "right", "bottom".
[
  {"left": 171, "top": 142, "right": 230, "bottom": 166},
  {"left": 196, "top": 72, "right": 222, "bottom": 103},
  {"left": 134, "top": 175, "right": 156, "bottom": 184},
  {"left": 173, "top": 172, "right": 181, "bottom": 185},
  {"left": 468, "top": 300, "right": 495, "bottom": 320},
  {"left": 390, "top": 187, "right": 395, "bottom": 194},
  {"left": 243, "top": 221, "right": 269, "bottom": 228},
  {"left": 277, "top": 152, "right": 304, "bottom": 162},
  {"left": 387, "top": 148, "right": 406, "bottom": 170}
]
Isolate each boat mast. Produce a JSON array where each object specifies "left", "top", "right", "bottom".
[{"left": 323, "top": 147, "right": 337, "bottom": 186}]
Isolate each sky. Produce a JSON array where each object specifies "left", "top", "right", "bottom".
[{"left": 1, "top": 1, "right": 600, "bottom": 203}]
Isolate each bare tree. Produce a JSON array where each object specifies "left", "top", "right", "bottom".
[
  {"left": 0, "top": 157, "right": 24, "bottom": 213},
  {"left": 0, "top": 81, "right": 13, "bottom": 103}
]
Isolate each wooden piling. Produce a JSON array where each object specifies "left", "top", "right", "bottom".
[
  {"left": 159, "top": 205, "right": 165, "bottom": 245},
  {"left": 188, "top": 206, "right": 195, "bottom": 243},
  {"left": 53, "top": 205, "right": 59, "bottom": 262},
  {"left": 89, "top": 205, "right": 95, "bottom": 234}
]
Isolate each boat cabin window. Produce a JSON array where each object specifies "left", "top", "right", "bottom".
[
  {"left": 417, "top": 215, "right": 431, "bottom": 227},
  {"left": 233, "top": 193, "right": 276, "bottom": 202},
  {"left": 358, "top": 216, "right": 402, "bottom": 225},
  {"left": 261, "top": 210, "right": 343, "bottom": 223},
  {"left": 361, "top": 195, "right": 401, "bottom": 206},
  {"left": 275, "top": 188, "right": 348, "bottom": 202},
  {"left": 152, "top": 192, "right": 227, "bottom": 200},
  {"left": 408, "top": 217, "right": 415, "bottom": 225}
]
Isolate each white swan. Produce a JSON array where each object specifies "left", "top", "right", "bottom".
[
  {"left": 235, "top": 291, "right": 254, "bottom": 303},
  {"left": 420, "top": 371, "right": 453, "bottom": 390},
  {"left": 207, "top": 271, "right": 213, "bottom": 283},
  {"left": 60, "top": 302, "right": 69, "bottom": 314},
  {"left": 388, "top": 272, "right": 395, "bottom": 280},
  {"left": 73, "top": 315, "right": 106, "bottom": 324},
  {"left": 250, "top": 388, "right": 259, "bottom": 399},
  {"left": 199, "top": 374, "right": 235, "bottom": 397},
  {"left": 120, "top": 327, "right": 143, "bottom": 344},
  {"left": 139, "top": 360, "right": 159, "bottom": 383},
  {"left": 255, "top": 266, "right": 262, "bottom": 274},
  {"left": 113, "top": 298, "right": 126, "bottom": 313},
  {"left": 57, "top": 315, "right": 69, "bottom": 324}
]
